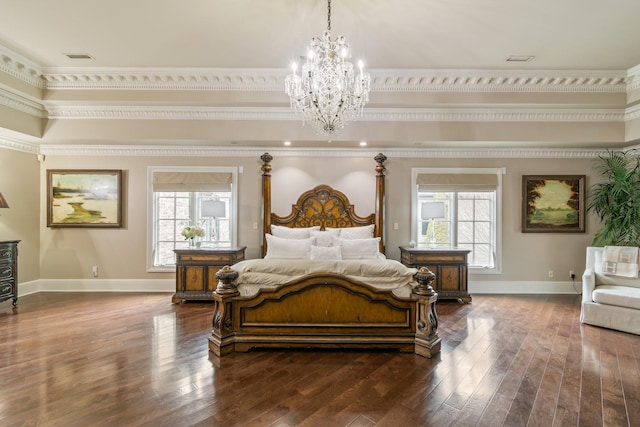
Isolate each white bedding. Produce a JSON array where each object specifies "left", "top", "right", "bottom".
[{"left": 231, "top": 258, "right": 418, "bottom": 298}]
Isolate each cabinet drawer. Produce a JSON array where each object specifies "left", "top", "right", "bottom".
[
  {"left": 0, "top": 265, "right": 14, "bottom": 280},
  {"left": 0, "top": 281, "right": 12, "bottom": 297},
  {"left": 183, "top": 266, "right": 205, "bottom": 292},
  {"left": 440, "top": 266, "right": 461, "bottom": 291},
  {"left": 0, "top": 247, "right": 13, "bottom": 262}
]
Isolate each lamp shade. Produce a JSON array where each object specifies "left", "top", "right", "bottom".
[
  {"left": 421, "top": 202, "right": 444, "bottom": 220},
  {"left": 0, "top": 192, "right": 9, "bottom": 208},
  {"left": 202, "top": 200, "right": 225, "bottom": 217}
]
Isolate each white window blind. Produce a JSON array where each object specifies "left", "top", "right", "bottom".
[{"left": 152, "top": 172, "right": 232, "bottom": 192}]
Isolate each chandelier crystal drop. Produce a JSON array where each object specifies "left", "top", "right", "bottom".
[{"left": 285, "top": 0, "right": 371, "bottom": 137}]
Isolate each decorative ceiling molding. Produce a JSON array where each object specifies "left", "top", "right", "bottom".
[
  {"left": 0, "top": 44, "right": 636, "bottom": 94},
  {"left": 40, "top": 68, "right": 630, "bottom": 93},
  {"left": 0, "top": 45, "right": 44, "bottom": 88},
  {"left": 626, "top": 104, "right": 640, "bottom": 121},
  {"left": 34, "top": 143, "right": 607, "bottom": 159},
  {"left": 0, "top": 88, "right": 46, "bottom": 118},
  {"left": 44, "top": 104, "right": 626, "bottom": 123},
  {"left": 628, "top": 64, "right": 640, "bottom": 92},
  {"left": 370, "top": 70, "right": 628, "bottom": 93},
  {"left": 0, "top": 135, "right": 40, "bottom": 154}
]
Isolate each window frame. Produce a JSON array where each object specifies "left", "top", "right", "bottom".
[
  {"left": 146, "top": 166, "right": 238, "bottom": 272},
  {"left": 411, "top": 167, "right": 505, "bottom": 274}
]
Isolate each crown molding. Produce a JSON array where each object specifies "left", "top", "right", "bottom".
[
  {"left": 44, "top": 105, "right": 625, "bottom": 123},
  {"left": 0, "top": 44, "right": 634, "bottom": 94},
  {"left": 628, "top": 65, "right": 640, "bottom": 92},
  {"left": 0, "top": 87, "right": 46, "bottom": 118},
  {"left": 0, "top": 134, "right": 40, "bottom": 154},
  {"left": 40, "top": 66, "right": 630, "bottom": 94},
  {"left": 0, "top": 45, "right": 44, "bottom": 88},
  {"left": 34, "top": 144, "right": 608, "bottom": 159}
]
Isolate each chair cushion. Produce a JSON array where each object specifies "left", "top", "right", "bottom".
[{"left": 592, "top": 285, "right": 640, "bottom": 310}]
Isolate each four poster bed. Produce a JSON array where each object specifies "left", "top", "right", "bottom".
[{"left": 208, "top": 153, "right": 441, "bottom": 358}]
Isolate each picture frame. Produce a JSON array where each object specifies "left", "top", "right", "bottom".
[
  {"left": 47, "top": 169, "right": 123, "bottom": 228},
  {"left": 522, "top": 175, "right": 585, "bottom": 233}
]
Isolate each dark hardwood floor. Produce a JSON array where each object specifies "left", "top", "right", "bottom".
[{"left": 1, "top": 292, "right": 639, "bottom": 427}]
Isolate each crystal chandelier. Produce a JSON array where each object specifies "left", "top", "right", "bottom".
[{"left": 285, "top": 0, "right": 371, "bottom": 137}]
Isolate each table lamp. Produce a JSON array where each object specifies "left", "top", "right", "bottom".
[
  {"left": 421, "top": 202, "right": 444, "bottom": 248},
  {"left": 201, "top": 200, "right": 226, "bottom": 246}
]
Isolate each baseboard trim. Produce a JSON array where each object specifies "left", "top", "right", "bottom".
[
  {"left": 469, "top": 280, "right": 582, "bottom": 295},
  {"left": 15, "top": 279, "right": 580, "bottom": 297},
  {"left": 17, "top": 279, "right": 175, "bottom": 296}
]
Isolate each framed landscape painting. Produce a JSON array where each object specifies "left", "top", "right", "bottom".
[
  {"left": 47, "top": 169, "right": 123, "bottom": 228},
  {"left": 522, "top": 175, "right": 585, "bottom": 233}
]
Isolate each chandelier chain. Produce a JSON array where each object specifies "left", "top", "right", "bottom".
[{"left": 327, "top": 0, "right": 331, "bottom": 31}]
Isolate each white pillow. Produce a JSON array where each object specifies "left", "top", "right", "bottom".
[
  {"left": 264, "top": 234, "right": 314, "bottom": 259},
  {"left": 309, "top": 245, "right": 342, "bottom": 261},
  {"left": 328, "top": 224, "right": 375, "bottom": 239},
  {"left": 270, "top": 224, "right": 320, "bottom": 239},
  {"left": 334, "top": 237, "right": 381, "bottom": 259},
  {"left": 310, "top": 230, "right": 336, "bottom": 247}
]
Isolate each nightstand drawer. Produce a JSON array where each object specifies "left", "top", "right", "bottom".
[
  {"left": 0, "top": 281, "right": 12, "bottom": 297},
  {"left": 0, "top": 265, "right": 13, "bottom": 280}
]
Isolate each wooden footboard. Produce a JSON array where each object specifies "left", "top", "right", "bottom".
[{"left": 208, "top": 266, "right": 441, "bottom": 358}]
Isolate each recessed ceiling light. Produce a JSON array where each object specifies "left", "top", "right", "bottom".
[
  {"left": 359, "top": 141, "right": 367, "bottom": 147},
  {"left": 284, "top": 141, "right": 291, "bottom": 146},
  {"left": 506, "top": 55, "right": 535, "bottom": 63},
  {"left": 63, "top": 53, "right": 94, "bottom": 60}
]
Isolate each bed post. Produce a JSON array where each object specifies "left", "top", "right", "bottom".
[
  {"left": 412, "top": 267, "right": 441, "bottom": 358},
  {"left": 261, "top": 152, "right": 273, "bottom": 258},
  {"left": 374, "top": 153, "right": 387, "bottom": 254},
  {"left": 209, "top": 266, "right": 240, "bottom": 357}
]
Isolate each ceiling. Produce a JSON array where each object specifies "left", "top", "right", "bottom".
[{"left": 1, "top": 0, "right": 640, "bottom": 152}]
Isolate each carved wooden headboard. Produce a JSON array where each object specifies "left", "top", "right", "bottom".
[{"left": 260, "top": 153, "right": 387, "bottom": 256}]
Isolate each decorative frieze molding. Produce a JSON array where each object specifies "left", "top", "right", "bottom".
[
  {"left": 0, "top": 134, "right": 40, "bottom": 154},
  {"left": 0, "top": 45, "right": 44, "bottom": 88},
  {"left": 0, "top": 44, "right": 636, "bottom": 94},
  {"left": 370, "top": 70, "right": 629, "bottom": 93},
  {"left": 41, "top": 67, "right": 630, "bottom": 94},
  {"left": 41, "top": 68, "right": 285, "bottom": 91},
  {"left": 45, "top": 105, "right": 625, "bottom": 123},
  {"left": 36, "top": 144, "right": 608, "bottom": 159},
  {"left": 0, "top": 87, "right": 46, "bottom": 118}
]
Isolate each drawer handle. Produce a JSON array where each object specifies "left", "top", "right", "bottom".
[
  {"left": 1, "top": 268, "right": 11, "bottom": 275},
  {"left": 0, "top": 251, "right": 10, "bottom": 258}
]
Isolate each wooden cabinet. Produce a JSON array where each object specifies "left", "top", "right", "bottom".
[
  {"left": 400, "top": 246, "right": 471, "bottom": 303},
  {"left": 173, "top": 247, "right": 246, "bottom": 303},
  {"left": 0, "top": 240, "right": 19, "bottom": 307}
]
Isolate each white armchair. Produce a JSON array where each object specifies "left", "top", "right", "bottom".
[{"left": 581, "top": 246, "right": 640, "bottom": 335}]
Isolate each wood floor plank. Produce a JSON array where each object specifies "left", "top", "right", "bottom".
[{"left": 2, "top": 293, "right": 639, "bottom": 427}]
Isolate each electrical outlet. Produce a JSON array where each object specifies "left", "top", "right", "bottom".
[
  {"left": 548, "top": 270, "right": 554, "bottom": 278},
  {"left": 570, "top": 270, "right": 576, "bottom": 279},
  {"left": 92, "top": 266, "right": 99, "bottom": 277}
]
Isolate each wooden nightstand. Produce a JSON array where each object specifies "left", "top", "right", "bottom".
[
  {"left": 0, "top": 240, "right": 19, "bottom": 307},
  {"left": 173, "top": 246, "right": 246, "bottom": 303},
  {"left": 400, "top": 246, "right": 471, "bottom": 303}
]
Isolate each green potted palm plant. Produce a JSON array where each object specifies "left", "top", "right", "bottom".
[{"left": 587, "top": 149, "right": 640, "bottom": 246}]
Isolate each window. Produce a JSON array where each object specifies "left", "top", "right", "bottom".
[
  {"left": 147, "top": 167, "right": 238, "bottom": 271},
  {"left": 411, "top": 168, "right": 504, "bottom": 273}
]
